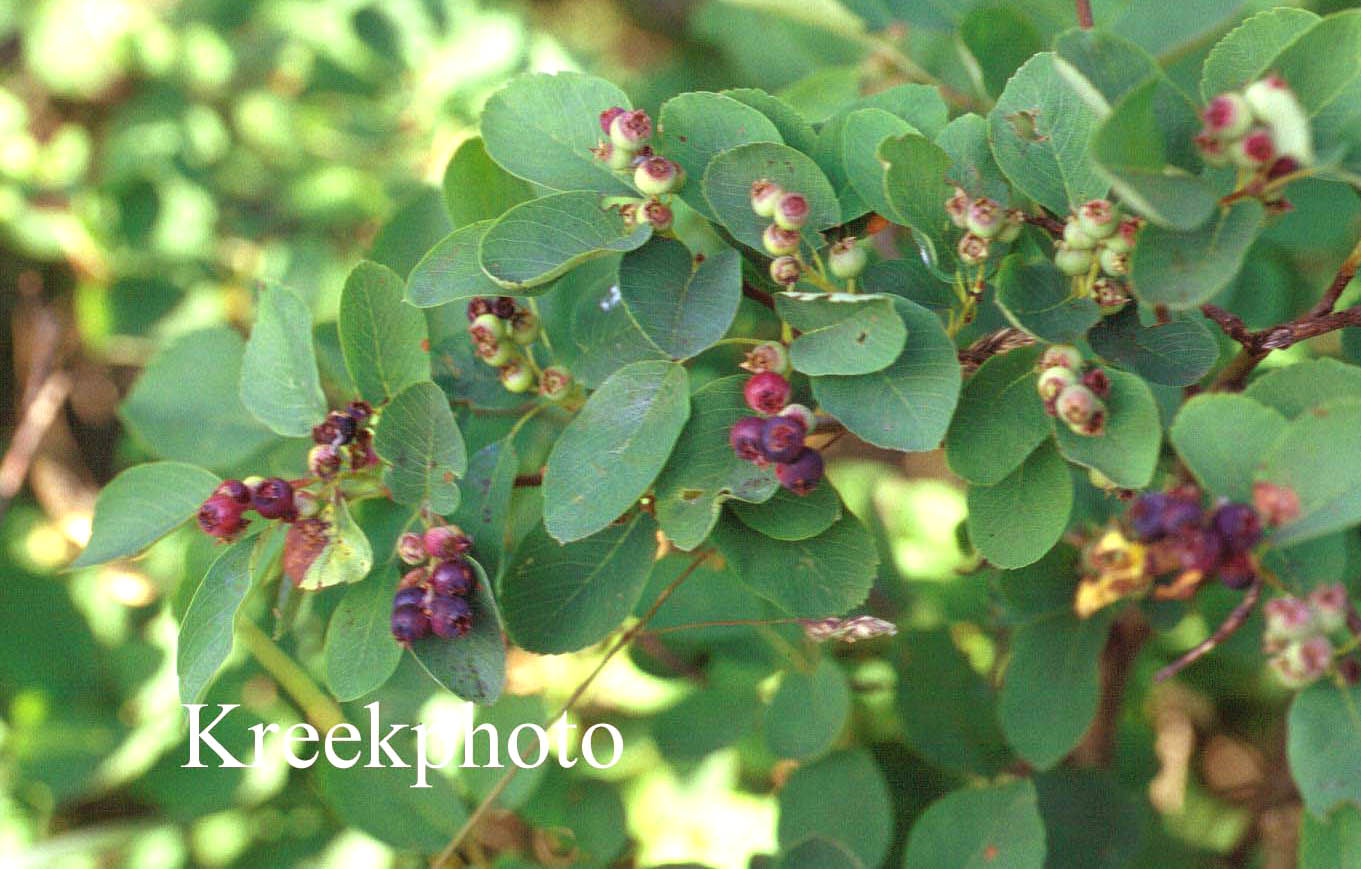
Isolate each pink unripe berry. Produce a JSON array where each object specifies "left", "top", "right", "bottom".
[
  {"left": 945, "top": 187, "right": 970, "bottom": 228},
  {"left": 1252, "top": 481, "right": 1301, "bottom": 526},
  {"left": 634, "top": 157, "right": 682, "bottom": 195},
  {"left": 609, "top": 109, "right": 652, "bottom": 150},
  {"left": 744, "top": 371, "right": 790, "bottom": 415},
  {"left": 1271, "top": 635, "right": 1333, "bottom": 688},
  {"left": 1264, "top": 596, "right": 1317, "bottom": 648},
  {"left": 965, "top": 197, "right": 1002, "bottom": 239},
  {"left": 751, "top": 179, "right": 783, "bottom": 217},
  {"left": 1203, "top": 93, "right": 1252, "bottom": 139},
  {"left": 423, "top": 525, "right": 473, "bottom": 559},
  {"left": 1307, "top": 583, "right": 1349, "bottom": 635},
  {"left": 763, "top": 224, "right": 801, "bottom": 257},
  {"left": 957, "top": 232, "right": 989, "bottom": 266},
  {"left": 769, "top": 255, "right": 801, "bottom": 286},
  {"left": 828, "top": 238, "right": 867, "bottom": 279},
  {"left": 773, "top": 192, "right": 810, "bottom": 231},
  {"left": 1229, "top": 127, "right": 1276, "bottom": 167},
  {"left": 740, "top": 341, "right": 790, "bottom": 376},
  {"left": 1056, "top": 384, "right": 1100, "bottom": 430},
  {"left": 599, "top": 106, "right": 626, "bottom": 136}
]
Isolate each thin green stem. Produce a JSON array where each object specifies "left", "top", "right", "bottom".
[
  {"left": 236, "top": 619, "right": 346, "bottom": 732},
  {"left": 711, "top": 336, "right": 767, "bottom": 348},
  {"left": 640, "top": 617, "right": 802, "bottom": 637}
]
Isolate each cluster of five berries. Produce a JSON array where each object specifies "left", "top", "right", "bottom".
[
  {"left": 728, "top": 350, "right": 823, "bottom": 495},
  {"left": 390, "top": 525, "right": 479, "bottom": 643}
]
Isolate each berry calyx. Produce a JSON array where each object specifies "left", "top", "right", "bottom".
[
  {"left": 397, "top": 532, "right": 426, "bottom": 565},
  {"left": 744, "top": 371, "right": 790, "bottom": 415},
  {"left": 493, "top": 296, "right": 517, "bottom": 319},
  {"left": 1203, "top": 93, "right": 1253, "bottom": 139},
  {"left": 500, "top": 360, "right": 534, "bottom": 393},
  {"left": 428, "top": 594, "right": 472, "bottom": 638},
  {"left": 773, "top": 192, "right": 810, "bottom": 231},
  {"left": 729, "top": 416, "right": 767, "bottom": 464},
  {"left": 642, "top": 198, "right": 673, "bottom": 232},
  {"left": 769, "top": 255, "right": 801, "bottom": 286},
  {"left": 760, "top": 415, "right": 806, "bottom": 463},
  {"left": 599, "top": 106, "right": 626, "bottom": 136},
  {"left": 539, "top": 366, "right": 574, "bottom": 401},
  {"left": 466, "top": 297, "right": 493, "bottom": 321},
  {"left": 763, "top": 224, "right": 801, "bottom": 257},
  {"left": 198, "top": 494, "right": 249, "bottom": 541},
  {"left": 776, "top": 448, "right": 824, "bottom": 496},
  {"left": 423, "top": 525, "right": 473, "bottom": 559},
  {"left": 828, "top": 238, "right": 867, "bottom": 279},
  {"left": 1080, "top": 367, "right": 1111, "bottom": 400},
  {"left": 1039, "top": 345, "right": 1083, "bottom": 371},
  {"left": 468, "top": 312, "right": 505, "bottom": 344},
  {"left": 252, "top": 478, "right": 297, "bottom": 521},
  {"left": 1092, "top": 277, "right": 1130, "bottom": 310},
  {"left": 778, "top": 403, "right": 816, "bottom": 434},
  {"left": 945, "top": 187, "right": 970, "bottom": 228},
  {"left": 429, "top": 558, "right": 476, "bottom": 597},
  {"left": 634, "top": 157, "right": 682, "bottom": 195},
  {"left": 957, "top": 232, "right": 989, "bottom": 266},
  {"left": 608, "top": 109, "right": 652, "bottom": 150},
  {"left": 391, "top": 605, "right": 431, "bottom": 643},
  {"left": 751, "top": 179, "right": 783, "bottom": 217},
  {"left": 1076, "top": 199, "right": 1118, "bottom": 239},
  {"left": 1230, "top": 128, "right": 1276, "bottom": 167},
  {"left": 1037, "top": 366, "right": 1078, "bottom": 402},
  {"left": 740, "top": 341, "right": 790, "bottom": 376},
  {"left": 965, "top": 197, "right": 1002, "bottom": 239}
]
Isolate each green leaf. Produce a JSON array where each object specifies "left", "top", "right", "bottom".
[
  {"left": 945, "top": 344, "right": 1053, "bottom": 486},
  {"left": 841, "top": 108, "right": 915, "bottom": 221},
  {"left": 767, "top": 658, "right": 851, "bottom": 760},
  {"left": 450, "top": 440, "right": 518, "bottom": 580},
  {"left": 812, "top": 296, "right": 961, "bottom": 452},
  {"left": 1054, "top": 28, "right": 1160, "bottom": 107},
  {"left": 653, "top": 672, "right": 760, "bottom": 763},
  {"left": 1170, "top": 394, "right": 1288, "bottom": 500},
  {"left": 1200, "top": 8, "right": 1321, "bottom": 100},
  {"left": 989, "top": 52, "right": 1108, "bottom": 217},
  {"left": 1259, "top": 398, "right": 1361, "bottom": 547},
  {"left": 441, "top": 136, "right": 534, "bottom": 230},
  {"left": 499, "top": 515, "right": 656, "bottom": 654},
  {"left": 1288, "top": 679, "right": 1361, "bottom": 818},
  {"left": 710, "top": 512, "right": 877, "bottom": 617},
  {"left": 410, "top": 560, "right": 506, "bottom": 704},
  {"left": 338, "top": 261, "right": 430, "bottom": 405},
  {"left": 859, "top": 257, "right": 955, "bottom": 314},
  {"left": 903, "top": 780, "right": 1047, "bottom": 869},
  {"left": 960, "top": 6, "right": 1045, "bottom": 100},
  {"left": 373, "top": 381, "right": 466, "bottom": 515},
  {"left": 999, "top": 609, "right": 1112, "bottom": 769},
  {"left": 702, "top": 142, "right": 840, "bottom": 253},
  {"left": 775, "top": 292, "right": 907, "bottom": 376},
  {"left": 996, "top": 545, "right": 1083, "bottom": 622},
  {"left": 781, "top": 837, "right": 864, "bottom": 869},
  {"left": 405, "top": 220, "right": 504, "bottom": 308},
  {"left": 73, "top": 462, "right": 220, "bottom": 568},
  {"left": 1244, "top": 358, "right": 1361, "bottom": 418},
  {"left": 480, "top": 71, "right": 634, "bottom": 195},
  {"left": 1087, "top": 307, "right": 1220, "bottom": 386},
  {"left": 478, "top": 191, "right": 651, "bottom": 291},
  {"left": 119, "top": 327, "right": 279, "bottom": 472},
  {"left": 618, "top": 238, "right": 741, "bottom": 359},
  {"left": 723, "top": 87, "right": 819, "bottom": 153},
  {"left": 299, "top": 498, "right": 373, "bottom": 590},
  {"left": 652, "top": 375, "right": 779, "bottom": 550},
  {"left": 657, "top": 91, "right": 783, "bottom": 220},
  {"left": 1093, "top": 81, "right": 1214, "bottom": 232},
  {"left": 176, "top": 535, "right": 258, "bottom": 703},
  {"left": 1054, "top": 368, "right": 1161, "bottom": 489},
  {"left": 732, "top": 482, "right": 841, "bottom": 542},
  {"left": 895, "top": 629, "right": 1010, "bottom": 777},
  {"left": 777, "top": 749, "right": 893, "bottom": 868},
  {"left": 967, "top": 440, "right": 1073, "bottom": 570},
  {"left": 1300, "top": 804, "right": 1361, "bottom": 869},
  {"left": 1034, "top": 770, "right": 1143, "bottom": 869},
  {"left": 239, "top": 284, "right": 327, "bottom": 438},
  {"left": 543, "top": 360, "right": 689, "bottom": 544},
  {"left": 635, "top": 552, "right": 765, "bottom": 650},
  {"left": 878, "top": 133, "right": 954, "bottom": 269},
  {"left": 563, "top": 256, "right": 669, "bottom": 388},
  {"left": 994, "top": 255, "right": 1102, "bottom": 344},
  {"left": 323, "top": 566, "right": 403, "bottom": 701},
  {"left": 1128, "top": 201, "right": 1264, "bottom": 310},
  {"left": 936, "top": 112, "right": 1011, "bottom": 204}
]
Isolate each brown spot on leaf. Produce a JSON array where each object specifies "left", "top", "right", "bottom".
[
  {"left": 420, "top": 338, "right": 431, "bottom": 352},
  {"left": 284, "top": 518, "right": 331, "bottom": 586},
  {"left": 1005, "top": 110, "right": 1047, "bottom": 143},
  {"left": 984, "top": 844, "right": 999, "bottom": 861}
]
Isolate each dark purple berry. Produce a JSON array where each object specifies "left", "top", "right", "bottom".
[
  {"left": 760, "top": 416, "right": 805, "bottom": 463},
  {"left": 312, "top": 411, "right": 357, "bottom": 446},
  {"left": 391, "top": 605, "right": 431, "bottom": 643},
  {"left": 428, "top": 594, "right": 472, "bottom": 638},
  {"left": 466, "top": 297, "right": 493, "bottom": 322},
  {"left": 1218, "top": 552, "right": 1257, "bottom": 589},
  {"left": 1211, "top": 502, "right": 1262, "bottom": 553},
  {"left": 393, "top": 586, "right": 427, "bottom": 609},
  {"left": 776, "top": 448, "right": 824, "bottom": 496},
  {"left": 214, "top": 479, "right": 252, "bottom": 505},
  {"left": 744, "top": 372, "right": 790, "bottom": 415},
  {"left": 252, "top": 477, "right": 296, "bottom": 520},
  {"left": 729, "top": 416, "right": 767, "bottom": 464},
  {"left": 1128, "top": 492, "right": 1202, "bottom": 542},
  {"left": 198, "top": 494, "right": 249, "bottom": 540},
  {"left": 493, "top": 296, "right": 517, "bottom": 319},
  {"left": 429, "top": 558, "right": 476, "bottom": 596},
  {"left": 1174, "top": 528, "right": 1223, "bottom": 574},
  {"left": 346, "top": 400, "right": 373, "bottom": 423}
]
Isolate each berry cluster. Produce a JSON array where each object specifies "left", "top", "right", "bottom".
[
  {"left": 1127, "top": 487, "right": 1264, "bottom": 589},
  {"left": 197, "top": 476, "right": 309, "bottom": 543},
  {"left": 390, "top": 524, "right": 478, "bottom": 644},
  {"left": 593, "top": 107, "right": 682, "bottom": 233},
  {"left": 1052, "top": 200, "right": 1141, "bottom": 311},
  {"left": 308, "top": 401, "right": 377, "bottom": 478},
  {"left": 1035, "top": 344, "right": 1109, "bottom": 437},
  {"left": 727, "top": 349, "right": 823, "bottom": 495},
  {"left": 751, "top": 178, "right": 815, "bottom": 286},
  {"left": 1196, "top": 75, "right": 1313, "bottom": 176},
  {"left": 944, "top": 189, "right": 1023, "bottom": 266},
  {"left": 466, "top": 296, "right": 573, "bottom": 401},
  {"left": 1263, "top": 584, "right": 1352, "bottom": 689}
]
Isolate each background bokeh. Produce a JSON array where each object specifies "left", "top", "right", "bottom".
[{"left": 3, "top": 1, "right": 1361, "bottom": 866}]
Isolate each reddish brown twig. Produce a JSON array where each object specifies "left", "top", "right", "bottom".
[
  {"left": 513, "top": 472, "right": 542, "bottom": 488},
  {"left": 741, "top": 281, "right": 775, "bottom": 311},
  {"left": 1023, "top": 213, "right": 1066, "bottom": 237},
  {"left": 1155, "top": 580, "right": 1261, "bottom": 682},
  {"left": 1075, "top": 0, "right": 1094, "bottom": 29}
]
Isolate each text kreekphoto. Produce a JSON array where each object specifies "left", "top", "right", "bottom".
[{"left": 182, "top": 703, "right": 623, "bottom": 788}]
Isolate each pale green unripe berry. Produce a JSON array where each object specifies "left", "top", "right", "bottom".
[
  {"left": 475, "top": 339, "right": 514, "bottom": 367},
  {"left": 957, "top": 232, "right": 989, "bottom": 266},
  {"left": 965, "top": 197, "right": 1003, "bottom": 239},
  {"left": 1039, "top": 344, "right": 1083, "bottom": 371},
  {"left": 608, "top": 109, "right": 652, "bottom": 150},
  {"left": 1055, "top": 243, "right": 1094, "bottom": 276},
  {"left": 1037, "top": 366, "right": 1078, "bottom": 401},
  {"left": 751, "top": 179, "right": 783, "bottom": 217},
  {"left": 508, "top": 310, "right": 539, "bottom": 345},
  {"left": 997, "top": 209, "right": 1025, "bottom": 243},
  {"left": 1076, "top": 199, "right": 1118, "bottom": 239},
  {"left": 539, "top": 366, "right": 574, "bottom": 401},
  {"left": 763, "top": 224, "right": 801, "bottom": 257},
  {"left": 1063, "top": 221, "right": 1097, "bottom": 250},
  {"left": 634, "top": 157, "right": 682, "bottom": 195},
  {"left": 769, "top": 255, "right": 801, "bottom": 286},
  {"left": 468, "top": 312, "right": 505, "bottom": 344},
  {"left": 1244, "top": 75, "right": 1313, "bottom": 165},
  {"left": 1099, "top": 248, "right": 1129, "bottom": 277},
  {"left": 606, "top": 142, "right": 636, "bottom": 171},
  {"left": 741, "top": 341, "right": 790, "bottom": 376},
  {"left": 828, "top": 238, "right": 867, "bottom": 279},
  {"left": 499, "top": 360, "right": 534, "bottom": 393}
]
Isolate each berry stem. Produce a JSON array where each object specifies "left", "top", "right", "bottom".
[
  {"left": 1154, "top": 578, "right": 1261, "bottom": 682},
  {"left": 236, "top": 618, "right": 346, "bottom": 731},
  {"left": 711, "top": 336, "right": 768, "bottom": 348},
  {"left": 639, "top": 616, "right": 803, "bottom": 636},
  {"left": 433, "top": 549, "right": 715, "bottom": 867},
  {"left": 527, "top": 297, "right": 555, "bottom": 358}
]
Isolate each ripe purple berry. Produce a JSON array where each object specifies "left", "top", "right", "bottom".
[
  {"left": 424, "top": 525, "right": 473, "bottom": 559},
  {"left": 730, "top": 416, "right": 767, "bottom": 464},
  {"left": 430, "top": 558, "right": 476, "bottom": 597},
  {"left": 1218, "top": 552, "right": 1257, "bottom": 589},
  {"left": 391, "top": 605, "right": 431, "bottom": 643},
  {"left": 252, "top": 478, "right": 296, "bottom": 521},
  {"left": 198, "top": 494, "right": 249, "bottom": 541},
  {"left": 1211, "top": 502, "right": 1262, "bottom": 553},
  {"left": 214, "top": 479, "right": 252, "bottom": 505},
  {"left": 773, "top": 192, "right": 810, "bottom": 231},
  {"left": 428, "top": 594, "right": 473, "bottom": 638},
  {"left": 397, "top": 532, "right": 426, "bottom": 565},
  {"left": 1174, "top": 528, "right": 1224, "bottom": 575},
  {"left": 393, "top": 586, "right": 427, "bottom": 610},
  {"left": 744, "top": 372, "right": 790, "bottom": 415},
  {"left": 776, "top": 448, "right": 824, "bottom": 496},
  {"left": 760, "top": 415, "right": 806, "bottom": 463}
]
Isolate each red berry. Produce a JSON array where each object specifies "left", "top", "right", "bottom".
[
  {"left": 760, "top": 415, "right": 805, "bottom": 463},
  {"left": 1218, "top": 552, "right": 1257, "bottom": 589},
  {"left": 429, "top": 558, "right": 476, "bottom": 597},
  {"left": 423, "top": 525, "right": 473, "bottom": 559},
  {"left": 729, "top": 416, "right": 767, "bottom": 464},
  {"left": 744, "top": 372, "right": 790, "bottom": 415},
  {"left": 214, "top": 479, "right": 251, "bottom": 505},
  {"left": 776, "top": 448, "right": 824, "bottom": 496},
  {"left": 252, "top": 478, "right": 296, "bottom": 521},
  {"left": 198, "top": 494, "right": 249, "bottom": 540}
]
